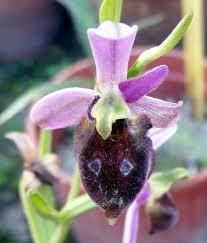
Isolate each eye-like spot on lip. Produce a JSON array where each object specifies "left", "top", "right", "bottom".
[
  {"left": 88, "top": 158, "right": 102, "bottom": 176},
  {"left": 120, "top": 159, "right": 134, "bottom": 176}
]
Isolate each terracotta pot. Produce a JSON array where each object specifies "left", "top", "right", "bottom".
[
  {"left": 0, "top": 0, "right": 62, "bottom": 62},
  {"left": 26, "top": 47, "right": 207, "bottom": 242}
]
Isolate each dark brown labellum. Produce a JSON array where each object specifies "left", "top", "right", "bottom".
[{"left": 74, "top": 117, "right": 154, "bottom": 222}]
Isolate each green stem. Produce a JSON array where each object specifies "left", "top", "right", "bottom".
[
  {"left": 19, "top": 180, "right": 43, "bottom": 243},
  {"left": 19, "top": 130, "right": 54, "bottom": 243},
  {"left": 39, "top": 129, "right": 52, "bottom": 159},
  {"left": 50, "top": 165, "right": 81, "bottom": 243},
  {"left": 28, "top": 191, "right": 96, "bottom": 223},
  {"left": 66, "top": 165, "right": 81, "bottom": 202},
  {"left": 99, "top": 0, "right": 123, "bottom": 23},
  {"left": 127, "top": 10, "right": 193, "bottom": 78}
]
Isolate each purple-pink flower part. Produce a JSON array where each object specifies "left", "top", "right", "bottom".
[
  {"left": 88, "top": 21, "right": 138, "bottom": 89},
  {"left": 30, "top": 22, "right": 182, "bottom": 133},
  {"left": 123, "top": 184, "right": 151, "bottom": 243},
  {"left": 119, "top": 65, "right": 168, "bottom": 103},
  {"left": 29, "top": 20, "right": 182, "bottom": 236},
  {"left": 129, "top": 96, "right": 183, "bottom": 128},
  {"left": 30, "top": 88, "right": 99, "bottom": 129}
]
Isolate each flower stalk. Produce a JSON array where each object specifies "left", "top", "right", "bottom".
[
  {"left": 99, "top": 0, "right": 123, "bottom": 23},
  {"left": 39, "top": 129, "right": 53, "bottom": 159},
  {"left": 18, "top": 129, "right": 55, "bottom": 243},
  {"left": 19, "top": 180, "right": 43, "bottom": 243},
  {"left": 50, "top": 165, "right": 81, "bottom": 243},
  {"left": 128, "top": 10, "right": 193, "bottom": 78}
]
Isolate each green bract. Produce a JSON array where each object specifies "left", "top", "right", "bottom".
[
  {"left": 149, "top": 167, "right": 189, "bottom": 199},
  {"left": 20, "top": 182, "right": 56, "bottom": 243},
  {"left": 28, "top": 188, "right": 96, "bottom": 223},
  {"left": 99, "top": 0, "right": 123, "bottom": 23},
  {"left": 128, "top": 10, "right": 193, "bottom": 78},
  {"left": 28, "top": 189, "right": 60, "bottom": 221}
]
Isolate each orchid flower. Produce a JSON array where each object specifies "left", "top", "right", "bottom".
[
  {"left": 31, "top": 21, "right": 182, "bottom": 139},
  {"left": 30, "top": 21, "right": 182, "bottom": 223}
]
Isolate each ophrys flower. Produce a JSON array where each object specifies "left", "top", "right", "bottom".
[{"left": 30, "top": 21, "right": 182, "bottom": 223}]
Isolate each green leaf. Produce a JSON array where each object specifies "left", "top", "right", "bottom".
[
  {"left": 149, "top": 167, "right": 189, "bottom": 199},
  {"left": 27, "top": 189, "right": 60, "bottom": 221},
  {"left": 59, "top": 194, "right": 96, "bottom": 222},
  {"left": 19, "top": 181, "right": 56, "bottom": 243},
  {"left": 57, "top": 0, "right": 97, "bottom": 56},
  {"left": 28, "top": 188, "right": 96, "bottom": 223},
  {"left": 99, "top": 0, "right": 123, "bottom": 23},
  {"left": 128, "top": 10, "right": 193, "bottom": 78},
  {"left": 0, "top": 79, "right": 92, "bottom": 126}
]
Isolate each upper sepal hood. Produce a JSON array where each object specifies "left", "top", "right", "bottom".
[{"left": 88, "top": 21, "right": 138, "bottom": 91}]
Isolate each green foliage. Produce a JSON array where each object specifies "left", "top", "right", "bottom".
[
  {"left": 0, "top": 150, "right": 20, "bottom": 191},
  {"left": 57, "top": 0, "right": 97, "bottom": 56},
  {"left": 128, "top": 10, "right": 193, "bottom": 78},
  {"left": 149, "top": 168, "right": 188, "bottom": 199},
  {"left": 0, "top": 226, "right": 15, "bottom": 243},
  {"left": 0, "top": 47, "right": 73, "bottom": 102},
  {"left": 99, "top": 0, "right": 123, "bottom": 23},
  {"left": 27, "top": 189, "right": 59, "bottom": 221},
  {"left": 28, "top": 189, "right": 96, "bottom": 223},
  {"left": 39, "top": 130, "right": 53, "bottom": 160},
  {"left": 20, "top": 181, "right": 56, "bottom": 243},
  {"left": 59, "top": 194, "right": 96, "bottom": 222}
]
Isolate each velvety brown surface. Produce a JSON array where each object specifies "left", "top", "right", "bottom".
[{"left": 76, "top": 118, "right": 154, "bottom": 220}]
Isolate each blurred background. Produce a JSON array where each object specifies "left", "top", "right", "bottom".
[{"left": 0, "top": 0, "right": 207, "bottom": 243}]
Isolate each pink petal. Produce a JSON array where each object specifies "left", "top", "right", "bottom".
[
  {"left": 123, "top": 201, "right": 140, "bottom": 243},
  {"left": 148, "top": 125, "right": 178, "bottom": 150},
  {"left": 30, "top": 88, "right": 99, "bottom": 129},
  {"left": 88, "top": 21, "right": 138, "bottom": 89},
  {"left": 119, "top": 65, "right": 168, "bottom": 103},
  {"left": 129, "top": 96, "right": 183, "bottom": 128},
  {"left": 123, "top": 184, "right": 151, "bottom": 243}
]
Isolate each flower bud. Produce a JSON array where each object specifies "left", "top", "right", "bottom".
[{"left": 146, "top": 193, "right": 179, "bottom": 234}]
